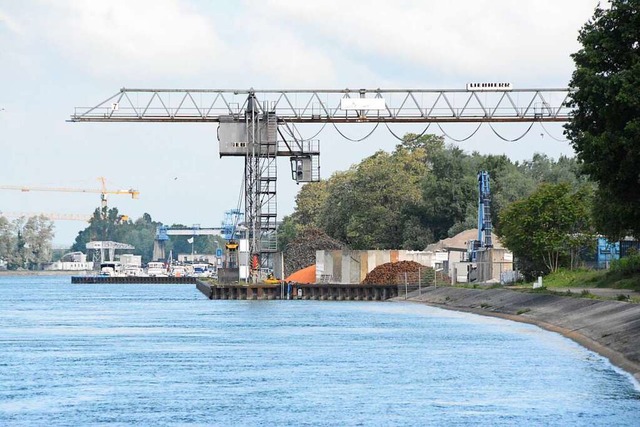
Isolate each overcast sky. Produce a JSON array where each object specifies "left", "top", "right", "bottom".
[{"left": 0, "top": 0, "right": 602, "bottom": 245}]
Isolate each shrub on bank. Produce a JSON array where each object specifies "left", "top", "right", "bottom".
[{"left": 609, "top": 252, "right": 640, "bottom": 276}]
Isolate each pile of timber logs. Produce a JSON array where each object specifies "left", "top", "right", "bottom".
[
  {"left": 361, "top": 260, "right": 427, "bottom": 285},
  {"left": 283, "top": 228, "right": 345, "bottom": 277}
]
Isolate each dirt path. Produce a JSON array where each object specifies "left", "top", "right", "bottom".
[{"left": 556, "top": 287, "right": 639, "bottom": 299}]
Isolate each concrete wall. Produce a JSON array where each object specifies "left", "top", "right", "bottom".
[
  {"left": 315, "top": 248, "right": 513, "bottom": 284},
  {"left": 475, "top": 248, "right": 514, "bottom": 283},
  {"left": 316, "top": 250, "right": 435, "bottom": 284}
]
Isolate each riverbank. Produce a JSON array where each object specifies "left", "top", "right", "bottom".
[
  {"left": 400, "top": 286, "right": 640, "bottom": 382},
  {"left": 0, "top": 270, "right": 87, "bottom": 276}
]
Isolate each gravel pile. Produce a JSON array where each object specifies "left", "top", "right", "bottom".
[
  {"left": 361, "top": 260, "right": 427, "bottom": 285},
  {"left": 283, "top": 228, "right": 346, "bottom": 277}
]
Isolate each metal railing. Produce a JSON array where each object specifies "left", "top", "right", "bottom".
[{"left": 397, "top": 267, "right": 450, "bottom": 298}]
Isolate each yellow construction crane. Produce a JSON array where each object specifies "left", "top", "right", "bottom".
[
  {"left": 0, "top": 177, "right": 139, "bottom": 210},
  {"left": 0, "top": 212, "right": 92, "bottom": 222}
]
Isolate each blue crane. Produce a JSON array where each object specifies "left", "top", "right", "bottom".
[
  {"left": 467, "top": 171, "right": 493, "bottom": 262},
  {"left": 477, "top": 171, "right": 493, "bottom": 250},
  {"left": 221, "top": 209, "right": 243, "bottom": 241}
]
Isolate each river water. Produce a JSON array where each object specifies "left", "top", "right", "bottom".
[{"left": 0, "top": 276, "right": 639, "bottom": 426}]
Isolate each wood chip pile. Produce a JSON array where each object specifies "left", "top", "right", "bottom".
[
  {"left": 361, "top": 260, "right": 427, "bottom": 285},
  {"left": 283, "top": 228, "right": 346, "bottom": 277}
]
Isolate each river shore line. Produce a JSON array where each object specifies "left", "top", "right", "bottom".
[
  {"left": 0, "top": 270, "right": 88, "bottom": 276},
  {"left": 399, "top": 286, "right": 640, "bottom": 383}
]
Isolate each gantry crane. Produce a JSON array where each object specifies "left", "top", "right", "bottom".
[
  {"left": 0, "top": 177, "right": 139, "bottom": 218},
  {"left": 70, "top": 84, "right": 572, "bottom": 280}
]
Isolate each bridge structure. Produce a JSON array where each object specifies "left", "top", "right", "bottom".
[
  {"left": 85, "top": 240, "right": 135, "bottom": 264},
  {"left": 71, "top": 85, "right": 572, "bottom": 281},
  {"left": 153, "top": 225, "right": 223, "bottom": 261}
]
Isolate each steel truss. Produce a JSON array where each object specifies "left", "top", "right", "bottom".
[{"left": 70, "top": 88, "right": 572, "bottom": 123}]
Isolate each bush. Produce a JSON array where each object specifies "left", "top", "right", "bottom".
[
  {"left": 580, "top": 289, "right": 596, "bottom": 299},
  {"left": 610, "top": 253, "right": 640, "bottom": 276}
]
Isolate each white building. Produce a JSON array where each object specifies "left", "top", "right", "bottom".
[{"left": 45, "top": 252, "right": 94, "bottom": 271}]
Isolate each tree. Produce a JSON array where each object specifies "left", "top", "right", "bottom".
[
  {"left": 319, "top": 169, "right": 357, "bottom": 245},
  {"left": 0, "top": 215, "right": 55, "bottom": 270},
  {"left": 276, "top": 215, "right": 299, "bottom": 251},
  {"left": 278, "top": 180, "right": 330, "bottom": 250},
  {"left": 72, "top": 207, "right": 124, "bottom": 252},
  {"left": 20, "top": 215, "right": 55, "bottom": 269},
  {"left": 565, "top": 0, "right": 640, "bottom": 238},
  {"left": 498, "top": 183, "right": 594, "bottom": 277},
  {"left": 281, "top": 130, "right": 587, "bottom": 254},
  {"left": 0, "top": 216, "right": 16, "bottom": 267},
  {"left": 421, "top": 145, "right": 477, "bottom": 240},
  {"left": 318, "top": 137, "right": 436, "bottom": 249},
  {"left": 289, "top": 181, "right": 329, "bottom": 229},
  {"left": 72, "top": 210, "right": 161, "bottom": 263}
]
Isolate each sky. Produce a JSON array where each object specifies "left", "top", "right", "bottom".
[{"left": 0, "top": 0, "right": 603, "bottom": 246}]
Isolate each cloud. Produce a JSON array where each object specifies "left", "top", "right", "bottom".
[
  {"left": 255, "top": 0, "right": 601, "bottom": 84},
  {"left": 0, "top": 8, "right": 23, "bottom": 34},
  {"left": 7, "top": 0, "right": 599, "bottom": 87},
  {"left": 35, "top": 0, "right": 226, "bottom": 78},
  {"left": 235, "top": 20, "right": 337, "bottom": 87}
]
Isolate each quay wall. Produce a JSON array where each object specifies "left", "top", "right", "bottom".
[
  {"left": 196, "top": 281, "right": 398, "bottom": 301},
  {"left": 72, "top": 276, "right": 197, "bottom": 284}
]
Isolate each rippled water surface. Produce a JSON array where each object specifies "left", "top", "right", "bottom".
[{"left": 1, "top": 276, "right": 639, "bottom": 426}]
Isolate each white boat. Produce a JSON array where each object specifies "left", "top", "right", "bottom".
[
  {"left": 99, "top": 262, "right": 124, "bottom": 277},
  {"left": 146, "top": 261, "right": 168, "bottom": 277},
  {"left": 170, "top": 265, "right": 192, "bottom": 278},
  {"left": 124, "top": 266, "right": 147, "bottom": 277},
  {"left": 192, "top": 263, "right": 216, "bottom": 278}
]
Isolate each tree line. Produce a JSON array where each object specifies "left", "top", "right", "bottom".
[
  {"left": 69, "top": 207, "right": 224, "bottom": 264},
  {"left": 0, "top": 215, "right": 55, "bottom": 270},
  {"left": 0, "top": 138, "right": 609, "bottom": 277},
  {"left": 278, "top": 135, "right": 594, "bottom": 278},
  {"left": 0, "top": 208, "right": 224, "bottom": 270}
]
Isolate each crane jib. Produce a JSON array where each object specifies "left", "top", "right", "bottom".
[{"left": 70, "top": 88, "right": 572, "bottom": 123}]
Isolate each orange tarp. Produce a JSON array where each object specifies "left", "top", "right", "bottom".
[{"left": 285, "top": 264, "right": 316, "bottom": 284}]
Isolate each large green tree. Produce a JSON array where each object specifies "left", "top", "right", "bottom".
[
  {"left": 0, "top": 215, "right": 54, "bottom": 270},
  {"left": 21, "top": 215, "right": 55, "bottom": 269},
  {"left": 72, "top": 207, "right": 126, "bottom": 253},
  {"left": 72, "top": 209, "right": 161, "bottom": 263},
  {"left": 318, "top": 134, "right": 440, "bottom": 249},
  {"left": 498, "top": 183, "right": 594, "bottom": 277},
  {"left": 277, "top": 180, "right": 330, "bottom": 250},
  {"left": 280, "top": 132, "right": 586, "bottom": 253},
  {"left": 0, "top": 216, "right": 17, "bottom": 268},
  {"left": 422, "top": 145, "right": 477, "bottom": 239},
  {"left": 565, "top": 0, "right": 640, "bottom": 238}
]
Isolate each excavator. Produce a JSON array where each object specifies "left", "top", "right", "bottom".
[{"left": 263, "top": 272, "right": 281, "bottom": 285}]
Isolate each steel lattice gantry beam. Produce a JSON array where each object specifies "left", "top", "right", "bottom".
[
  {"left": 70, "top": 87, "right": 572, "bottom": 123},
  {"left": 70, "top": 87, "right": 572, "bottom": 281}
]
